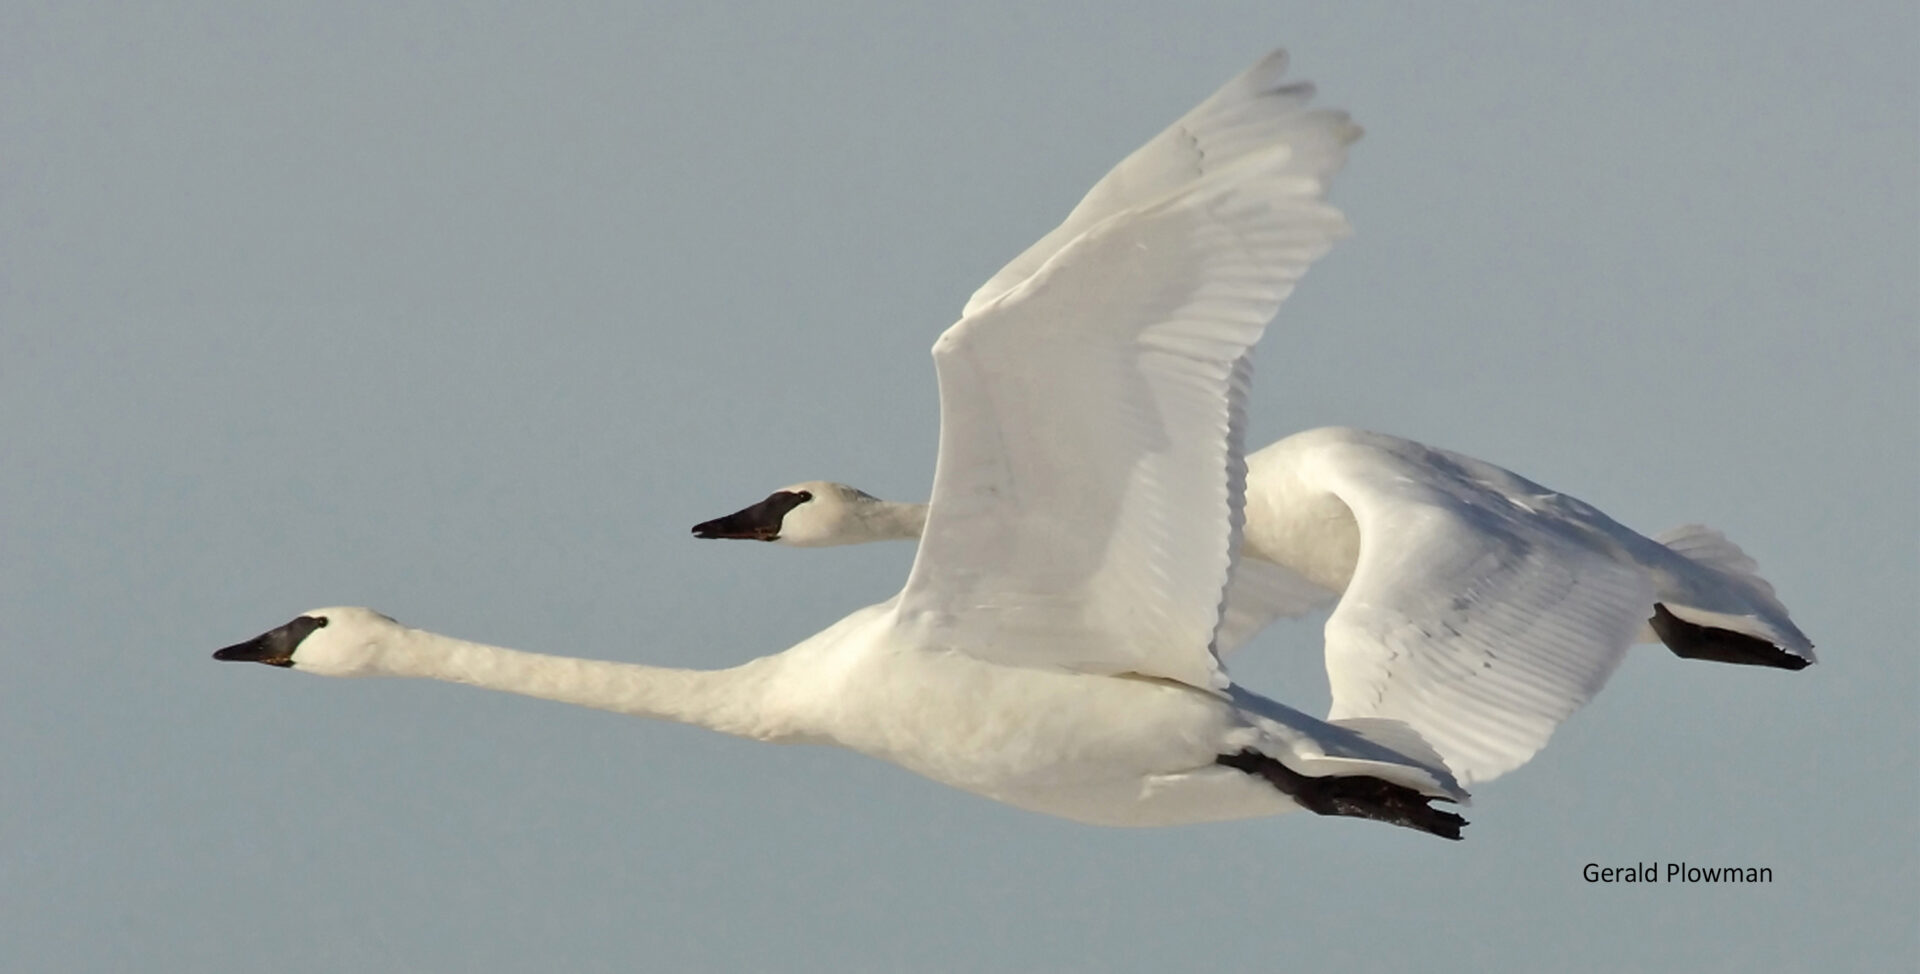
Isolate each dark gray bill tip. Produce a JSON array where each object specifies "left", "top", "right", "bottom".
[
  {"left": 213, "top": 615, "right": 329, "bottom": 667},
  {"left": 690, "top": 489, "right": 812, "bottom": 541}
]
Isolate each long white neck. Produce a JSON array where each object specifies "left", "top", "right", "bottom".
[
  {"left": 856, "top": 500, "right": 928, "bottom": 542},
  {"left": 372, "top": 627, "right": 796, "bottom": 741}
]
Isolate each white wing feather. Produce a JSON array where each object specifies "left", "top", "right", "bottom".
[
  {"left": 964, "top": 49, "right": 1359, "bottom": 318},
  {"left": 1311, "top": 435, "right": 1656, "bottom": 785},
  {"left": 896, "top": 150, "right": 1352, "bottom": 690}
]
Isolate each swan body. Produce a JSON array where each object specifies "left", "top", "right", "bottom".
[
  {"left": 217, "top": 52, "right": 1477, "bottom": 836},
  {"left": 694, "top": 426, "right": 1815, "bottom": 785},
  {"left": 219, "top": 601, "right": 1462, "bottom": 829}
]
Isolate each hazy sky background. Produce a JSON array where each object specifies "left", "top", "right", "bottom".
[{"left": 5, "top": 2, "right": 1914, "bottom": 971}]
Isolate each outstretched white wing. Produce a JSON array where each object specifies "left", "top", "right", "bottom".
[
  {"left": 964, "top": 50, "right": 1354, "bottom": 318},
  {"left": 894, "top": 57, "right": 1355, "bottom": 691},
  {"left": 1309, "top": 433, "right": 1657, "bottom": 784}
]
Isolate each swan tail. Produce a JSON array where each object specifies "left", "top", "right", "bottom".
[
  {"left": 1654, "top": 524, "right": 1771, "bottom": 593},
  {"left": 1644, "top": 525, "right": 1815, "bottom": 670}
]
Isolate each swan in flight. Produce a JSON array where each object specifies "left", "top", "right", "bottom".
[
  {"left": 216, "top": 51, "right": 1477, "bottom": 837},
  {"left": 693, "top": 427, "right": 1815, "bottom": 785}
]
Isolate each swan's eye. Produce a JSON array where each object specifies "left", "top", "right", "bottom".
[{"left": 795, "top": 491, "right": 813, "bottom": 502}]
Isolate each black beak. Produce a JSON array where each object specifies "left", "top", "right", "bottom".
[
  {"left": 213, "top": 615, "right": 329, "bottom": 668},
  {"left": 690, "top": 490, "right": 811, "bottom": 541}
]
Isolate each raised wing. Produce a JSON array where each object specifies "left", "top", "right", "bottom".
[
  {"left": 964, "top": 49, "right": 1357, "bottom": 318},
  {"left": 1311, "top": 434, "right": 1656, "bottom": 785},
  {"left": 894, "top": 87, "right": 1354, "bottom": 690}
]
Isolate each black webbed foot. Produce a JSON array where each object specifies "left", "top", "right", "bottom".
[{"left": 1218, "top": 749, "right": 1467, "bottom": 840}]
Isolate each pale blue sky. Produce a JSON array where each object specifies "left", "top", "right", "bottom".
[{"left": 5, "top": 2, "right": 1915, "bottom": 971}]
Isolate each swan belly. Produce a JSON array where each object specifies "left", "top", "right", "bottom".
[{"left": 809, "top": 644, "right": 1299, "bottom": 826}]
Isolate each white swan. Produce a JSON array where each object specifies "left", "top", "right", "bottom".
[
  {"left": 692, "top": 426, "right": 1814, "bottom": 785},
  {"left": 215, "top": 52, "right": 1476, "bottom": 836}
]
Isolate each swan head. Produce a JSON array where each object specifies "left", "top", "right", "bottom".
[
  {"left": 212, "top": 607, "right": 405, "bottom": 677},
  {"left": 691, "top": 481, "right": 912, "bottom": 547}
]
